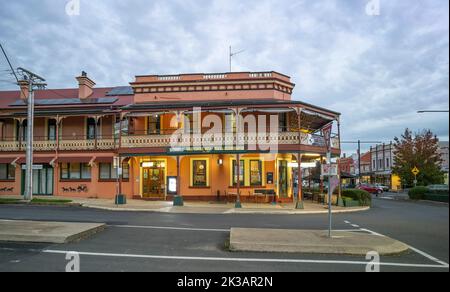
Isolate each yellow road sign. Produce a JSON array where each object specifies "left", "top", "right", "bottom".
[{"left": 412, "top": 167, "right": 420, "bottom": 176}]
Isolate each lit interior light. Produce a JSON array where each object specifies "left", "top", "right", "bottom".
[
  {"left": 141, "top": 162, "right": 155, "bottom": 168},
  {"left": 288, "top": 162, "right": 317, "bottom": 168}
]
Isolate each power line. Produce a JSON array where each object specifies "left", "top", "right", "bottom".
[{"left": 0, "top": 43, "right": 19, "bottom": 83}]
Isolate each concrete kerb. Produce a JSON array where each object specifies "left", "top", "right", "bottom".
[
  {"left": 0, "top": 220, "right": 106, "bottom": 244},
  {"left": 229, "top": 228, "right": 410, "bottom": 256},
  {"left": 79, "top": 203, "right": 370, "bottom": 215}
]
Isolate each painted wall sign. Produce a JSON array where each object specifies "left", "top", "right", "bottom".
[
  {"left": 62, "top": 185, "right": 88, "bottom": 193},
  {"left": 0, "top": 187, "right": 14, "bottom": 192}
]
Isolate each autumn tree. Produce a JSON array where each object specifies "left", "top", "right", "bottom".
[{"left": 392, "top": 129, "right": 444, "bottom": 187}]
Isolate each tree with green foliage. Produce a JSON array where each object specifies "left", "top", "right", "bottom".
[{"left": 392, "top": 129, "right": 444, "bottom": 187}]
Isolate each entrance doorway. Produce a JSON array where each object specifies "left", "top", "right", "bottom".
[
  {"left": 278, "top": 160, "right": 288, "bottom": 198},
  {"left": 142, "top": 161, "right": 166, "bottom": 198},
  {"left": 21, "top": 164, "right": 54, "bottom": 196}
]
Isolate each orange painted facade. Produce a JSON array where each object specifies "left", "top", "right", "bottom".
[{"left": 0, "top": 71, "right": 341, "bottom": 202}]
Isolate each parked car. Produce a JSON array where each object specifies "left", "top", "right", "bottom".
[
  {"left": 343, "top": 183, "right": 356, "bottom": 189},
  {"left": 358, "top": 184, "right": 383, "bottom": 195},
  {"left": 375, "top": 183, "right": 390, "bottom": 192}
]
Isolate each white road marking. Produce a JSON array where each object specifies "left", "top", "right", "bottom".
[
  {"left": 41, "top": 249, "right": 449, "bottom": 269},
  {"left": 344, "top": 221, "right": 351, "bottom": 224},
  {"left": 359, "top": 228, "right": 385, "bottom": 237},
  {"left": 110, "top": 224, "right": 229, "bottom": 232},
  {"left": 403, "top": 245, "right": 448, "bottom": 267},
  {"left": 380, "top": 197, "right": 394, "bottom": 200},
  {"left": 345, "top": 223, "right": 450, "bottom": 268}
]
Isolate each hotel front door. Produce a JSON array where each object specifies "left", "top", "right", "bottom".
[
  {"left": 142, "top": 163, "right": 165, "bottom": 198},
  {"left": 278, "top": 160, "right": 288, "bottom": 198}
]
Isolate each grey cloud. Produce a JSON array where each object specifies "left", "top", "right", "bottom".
[{"left": 0, "top": 0, "right": 448, "bottom": 154}]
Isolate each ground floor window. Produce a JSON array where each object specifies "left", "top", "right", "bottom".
[
  {"left": 250, "top": 160, "right": 262, "bottom": 186},
  {"left": 232, "top": 160, "right": 245, "bottom": 186},
  {"left": 99, "top": 162, "right": 129, "bottom": 180},
  {"left": 99, "top": 163, "right": 118, "bottom": 180},
  {"left": 61, "top": 163, "right": 91, "bottom": 180},
  {"left": 192, "top": 160, "right": 208, "bottom": 187},
  {"left": 0, "top": 163, "right": 15, "bottom": 180},
  {"left": 21, "top": 165, "right": 53, "bottom": 196}
]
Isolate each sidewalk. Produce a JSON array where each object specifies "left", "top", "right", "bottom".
[
  {"left": 69, "top": 197, "right": 370, "bottom": 215},
  {"left": 0, "top": 195, "right": 370, "bottom": 215}
]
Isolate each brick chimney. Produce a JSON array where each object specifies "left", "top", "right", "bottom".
[
  {"left": 76, "top": 71, "right": 96, "bottom": 100},
  {"left": 18, "top": 80, "right": 30, "bottom": 100}
]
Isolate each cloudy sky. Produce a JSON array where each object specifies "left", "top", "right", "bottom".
[{"left": 0, "top": 0, "right": 448, "bottom": 153}]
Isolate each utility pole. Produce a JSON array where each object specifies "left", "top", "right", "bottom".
[
  {"left": 341, "top": 140, "right": 382, "bottom": 183},
  {"left": 17, "top": 67, "right": 46, "bottom": 201}
]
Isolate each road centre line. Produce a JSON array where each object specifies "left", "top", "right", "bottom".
[
  {"left": 110, "top": 225, "right": 364, "bottom": 233},
  {"left": 110, "top": 225, "right": 230, "bottom": 232}
]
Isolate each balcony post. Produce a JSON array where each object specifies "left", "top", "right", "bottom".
[
  {"left": 94, "top": 116, "right": 100, "bottom": 150},
  {"left": 55, "top": 116, "right": 61, "bottom": 151},
  {"left": 0, "top": 120, "right": 3, "bottom": 141},
  {"left": 118, "top": 113, "right": 123, "bottom": 149},
  {"left": 17, "top": 119, "right": 23, "bottom": 151}
]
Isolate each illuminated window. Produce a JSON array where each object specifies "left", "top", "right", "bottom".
[
  {"left": 232, "top": 160, "right": 245, "bottom": 186},
  {"left": 250, "top": 160, "right": 262, "bottom": 186},
  {"left": 192, "top": 160, "right": 207, "bottom": 187}
]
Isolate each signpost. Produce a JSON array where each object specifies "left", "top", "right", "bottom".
[
  {"left": 412, "top": 166, "right": 420, "bottom": 187},
  {"left": 321, "top": 122, "right": 335, "bottom": 238}
]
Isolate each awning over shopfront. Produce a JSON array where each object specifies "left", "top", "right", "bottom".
[
  {"left": 94, "top": 156, "right": 114, "bottom": 163},
  {"left": 0, "top": 157, "right": 17, "bottom": 164},
  {"left": 56, "top": 157, "right": 93, "bottom": 163},
  {"left": 16, "top": 156, "right": 56, "bottom": 164},
  {"left": 340, "top": 172, "right": 356, "bottom": 179}
]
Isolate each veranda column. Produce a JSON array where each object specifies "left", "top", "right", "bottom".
[
  {"left": 236, "top": 152, "right": 242, "bottom": 208},
  {"left": 173, "top": 155, "right": 184, "bottom": 206},
  {"left": 296, "top": 107, "right": 304, "bottom": 209}
]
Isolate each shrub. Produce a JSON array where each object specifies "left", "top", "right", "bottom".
[
  {"left": 428, "top": 189, "right": 449, "bottom": 196},
  {"left": 342, "top": 197, "right": 361, "bottom": 207},
  {"left": 341, "top": 189, "right": 372, "bottom": 206},
  {"left": 408, "top": 186, "right": 429, "bottom": 200}
]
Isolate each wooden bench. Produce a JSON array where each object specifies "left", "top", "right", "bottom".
[{"left": 253, "top": 189, "right": 276, "bottom": 204}]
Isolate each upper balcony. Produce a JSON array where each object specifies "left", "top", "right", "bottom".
[
  {"left": 0, "top": 98, "right": 341, "bottom": 155},
  {"left": 0, "top": 135, "right": 118, "bottom": 152}
]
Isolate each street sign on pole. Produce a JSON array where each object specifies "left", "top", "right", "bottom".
[
  {"left": 321, "top": 122, "right": 334, "bottom": 238},
  {"left": 412, "top": 167, "right": 420, "bottom": 187}
]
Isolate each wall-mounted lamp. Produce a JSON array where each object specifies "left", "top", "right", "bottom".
[{"left": 217, "top": 158, "right": 224, "bottom": 166}]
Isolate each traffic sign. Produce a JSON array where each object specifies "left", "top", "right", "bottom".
[{"left": 412, "top": 167, "right": 420, "bottom": 176}]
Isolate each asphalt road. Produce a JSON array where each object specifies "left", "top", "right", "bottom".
[{"left": 0, "top": 195, "right": 448, "bottom": 272}]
